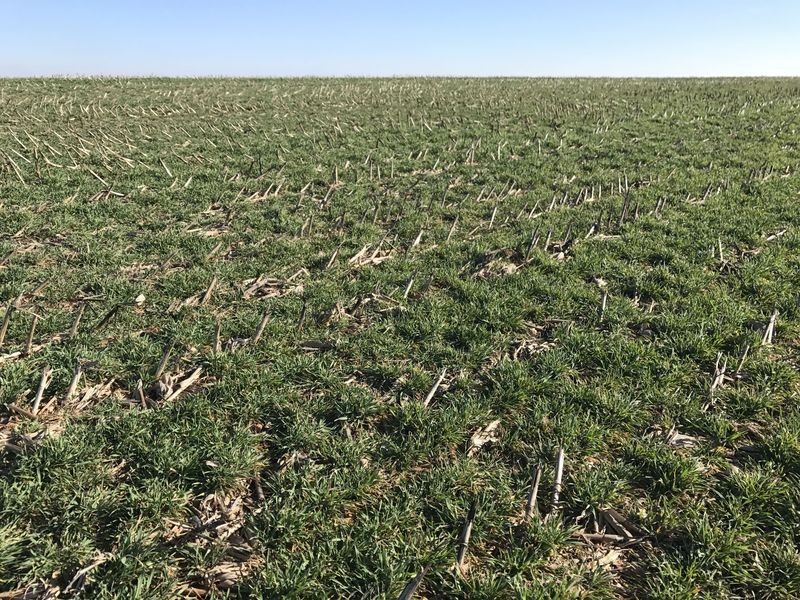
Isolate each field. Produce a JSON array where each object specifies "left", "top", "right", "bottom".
[{"left": 1, "top": 78, "right": 799, "bottom": 599}]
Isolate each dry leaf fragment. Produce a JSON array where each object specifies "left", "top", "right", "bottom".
[
  {"left": 467, "top": 420, "right": 501, "bottom": 457},
  {"left": 668, "top": 431, "right": 698, "bottom": 448}
]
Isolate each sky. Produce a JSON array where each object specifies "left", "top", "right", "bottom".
[{"left": 2, "top": 0, "right": 799, "bottom": 77}]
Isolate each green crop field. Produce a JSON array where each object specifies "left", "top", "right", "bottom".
[{"left": 1, "top": 78, "right": 799, "bottom": 599}]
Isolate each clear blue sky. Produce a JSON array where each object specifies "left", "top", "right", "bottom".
[{"left": 2, "top": 0, "right": 799, "bottom": 77}]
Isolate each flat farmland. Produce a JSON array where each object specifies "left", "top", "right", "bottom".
[{"left": 1, "top": 78, "right": 799, "bottom": 598}]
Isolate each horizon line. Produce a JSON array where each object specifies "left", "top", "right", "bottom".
[{"left": 2, "top": 74, "right": 800, "bottom": 80}]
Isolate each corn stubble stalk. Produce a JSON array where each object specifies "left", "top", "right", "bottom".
[
  {"left": 200, "top": 275, "right": 218, "bottom": 306},
  {"left": 409, "top": 228, "right": 423, "bottom": 251},
  {"left": 136, "top": 380, "right": 148, "bottom": 409},
  {"left": 598, "top": 289, "right": 609, "bottom": 321},
  {"left": 251, "top": 311, "right": 270, "bottom": 346},
  {"left": 93, "top": 304, "right": 121, "bottom": 331},
  {"left": 525, "top": 464, "right": 543, "bottom": 521},
  {"left": 0, "top": 302, "right": 14, "bottom": 348},
  {"left": 65, "top": 362, "right": 83, "bottom": 402},
  {"left": 155, "top": 339, "right": 176, "bottom": 379},
  {"left": 456, "top": 502, "right": 476, "bottom": 573},
  {"left": 551, "top": 447, "right": 565, "bottom": 515},
  {"left": 762, "top": 309, "right": 778, "bottom": 346},
  {"left": 24, "top": 313, "right": 39, "bottom": 355},
  {"left": 422, "top": 368, "right": 447, "bottom": 407},
  {"left": 446, "top": 216, "right": 458, "bottom": 242},
  {"left": 68, "top": 303, "right": 85, "bottom": 338},
  {"left": 31, "top": 366, "right": 53, "bottom": 416},
  {"left": 213, "top": 317, "right": 222, "bottom": 353},
  {"left": 403, "top": 271, "right": 417, "bottom": 300},
  {"left": 325, "top": 243, "right": 342, "bottom": 270},
  {"left": 734, "top": 343, "right": 750, "bottom": 378},
  {"left": 297, "top": 300, "right": 307, "bottom": 331},
  {"left": 397, "top": 565, "right": 427, "bottom": 600}
]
